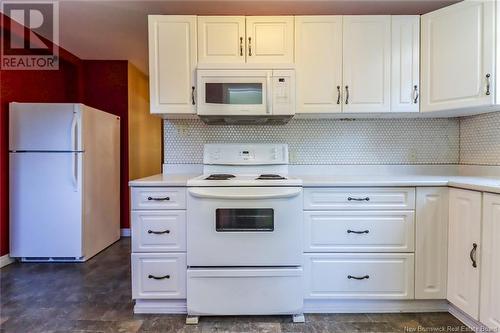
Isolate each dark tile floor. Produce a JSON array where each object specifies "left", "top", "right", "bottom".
[{"left": 0, "top": 238, "right": 467, "bottom": 333}]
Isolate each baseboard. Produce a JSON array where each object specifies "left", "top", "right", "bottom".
[
  {"left": 448, "top": 303, "right": 491, "bottom": 333},
  {"left": 134, "top": 299, "right": 187, "bottom": 314},
  {"left": 0, "top": 254, "right": 15, "bottom": 268},
  {"left": 121, "top": 228, "right": 131, "bottom": 237},
  {"left": 304, "top": 299, "right": 449, "bottom": 313}
]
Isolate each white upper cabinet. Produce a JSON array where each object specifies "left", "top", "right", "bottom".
[
  {"left": 295, "top": 16, "right": 343, "bottom": 114},
  {"left": 447, "top": 188, "right": 481, "bottom": 320},
  {"left": 197, "top": 16, "right": 246, "bottom": 64},
  {"left": 391, "top": 16, "right": 420, "bottom": 113},
  {"left": 421, "top": 0, "right": 495, "bottom": 112},
  {"left": 480, "top": 193, "right": 500, "bottom": 331},
  {"left": 342, "top": 16, "right": 391, "bottom": 113},
  {"left": 148, "top": 15, "right": 197, "bottom": 114},
  {"left": 246, "top": 16, "right": 294, "bottom": 64}
]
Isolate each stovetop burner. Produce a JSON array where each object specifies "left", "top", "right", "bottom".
[
  {"left": 205, "top": 174, "right": 236, "bottom": 180},
  {"left": 256, "top": 174, "right": 287, "bottom": 180}
]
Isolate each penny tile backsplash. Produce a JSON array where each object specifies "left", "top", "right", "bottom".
[
  {"left": 460, "top": 111, "right": 500, "bottom": 166},
  {"left": 163, "top": 118, "right": 461, "bottom": 165}
]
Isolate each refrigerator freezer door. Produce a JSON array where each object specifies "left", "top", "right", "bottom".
[
  {"left": 9, "top": 152, "right": 83, "bottom": 258},
  {"left": 9, "top": 103, "right": 82, "bottom": 152}
]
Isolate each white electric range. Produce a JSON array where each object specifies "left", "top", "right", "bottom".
[{"left": 185, "top": 144, "right": 305, "bottom": 323}]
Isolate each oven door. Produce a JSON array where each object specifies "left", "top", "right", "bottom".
[
  {"left": 187, "top": 187, "right": 303, "bottom": 266},
  {"left": 196, "top": 70, "right": 271, "bottom": 116}
]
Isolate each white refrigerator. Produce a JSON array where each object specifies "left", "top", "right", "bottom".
[{"left": 9, "top": 103, "right": 121, "bottom": 261}]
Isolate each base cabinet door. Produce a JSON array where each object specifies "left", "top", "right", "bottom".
[
  {"left": 415, "top": 187, "right": 448, "bottom": 299},
  {"left": 447, "top": 189, "right": 481, "bottom": 319},
  {"left": 304, "top": 253, "right": 414, "bottom": 300},
  {"left": 421, "top": 0, "right": 494, "bottom": 112},
  {"left": 480, "top": 193, "right": 500, "bottom": 330}
]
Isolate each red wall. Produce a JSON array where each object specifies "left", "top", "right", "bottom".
[{"left": 0, "top": 15, "right": 129, "bottom": 256}]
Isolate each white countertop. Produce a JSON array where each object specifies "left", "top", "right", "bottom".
[{"left": 129, "top": 173, "right": 500, "bottom": 194}]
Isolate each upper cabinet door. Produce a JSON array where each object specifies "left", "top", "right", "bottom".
[
  {"left": 295, "top": 16, "right": 343, "bottom": 114},
  {"left": 480, "top": 193, "right": 500, "bottom": 331},
  {"left": 246, "top": 16, "right": 294, "bottom": 64},
  {"left": 197, "top": 16, "right": 246, "bottom": 64},
  {"left": 421, "top": 0, "right": 495, "bottom": 112},
  {"left": 448, "top": 188, "right": 482, "bottom": 320},
  {"left": 148, "top": 15, "right": 197, "bottom": 114},
  {"left": 342, "top": 16, "right": 391, "bottom": 113},
  {"left": 391, "top": 16, "right": 420, "bottom": 113}
]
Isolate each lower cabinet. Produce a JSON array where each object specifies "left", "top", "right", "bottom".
[
  {"left": 132, "top": 253, "right": 187, "bottom": 299},
  {"left": 447, "top": 188, "right": 481, "bottom": 320},
  {"left": 480, "top": 193, "right": 500, "bottom": 330},
  {"left": 415, "top": 187, "right": 448, "bottom": 299},
  {"left": 304, "top": 253, "right": 414, "bottom": 299}
]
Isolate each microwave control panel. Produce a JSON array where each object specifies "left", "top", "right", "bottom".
[{"left": 272, "top": 70, "right": 295, "bottom": 115}]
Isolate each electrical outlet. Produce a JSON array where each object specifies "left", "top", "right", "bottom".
[
  {"left": 408, "top": 148, "right": 417, "bottom": 163},
  {"left": 289, "top": 151, "right": 298, "bottom": 163},
  {"left": 177, "top": 124, "right": 189, "bottom": 137}
]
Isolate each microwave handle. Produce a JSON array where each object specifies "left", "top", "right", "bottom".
[{"left": 266, "top": 72, "right": 272, "bottom": 114}]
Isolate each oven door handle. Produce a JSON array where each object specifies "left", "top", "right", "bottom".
[{"left": 188, "top": 187, "right": 302, "bottom": 199}]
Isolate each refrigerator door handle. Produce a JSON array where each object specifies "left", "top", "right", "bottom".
[{"left": 70, "top": 112, "right": 79, "bottom": 191}]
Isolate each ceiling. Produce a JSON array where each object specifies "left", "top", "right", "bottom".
[{"left": 56, "top": 0, "right": 461, "bottom": 74}]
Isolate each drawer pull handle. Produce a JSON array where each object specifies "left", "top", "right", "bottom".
[
  {"left": 147, "top": 230, "right": 170, "bottom": 235},
  {"left": 148, "top": 274, "right": 170, "bottom": 280},
  {"left": 470, "top": 243, "right": 478, "bottom": 268},
  {"left": 347, "top": 197, "right": 370, "bottom": 202},
  {"left": 348, "top": 275, "right": 370, "bottom": 280},
  {"left": 147, "top": 196, "right": 170, "bottom": 201},
  {"left": 347, "top": 230, "right": 369, "bottom": 234}
]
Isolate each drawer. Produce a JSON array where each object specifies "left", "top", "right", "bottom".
[
  {"left": 187, "top": 267, "right": 303, "bottom": 315},
  {"left": 304, "top": 253, "right": 414, "bottom": 299},
  {"left": 304, "top": 211, "right": 414, "bottom": 252},
  {"left": 131, "top": 253, "right": 186, "bottom": 299},
  {"left": 304, "top": 187, "right": 415, "bottom": 210},
  {"left": 131, "top": 187, "right": 186, "bottom": 210},
  {"left": 132, "top": 211, "right": 186, "bottom": 252}
]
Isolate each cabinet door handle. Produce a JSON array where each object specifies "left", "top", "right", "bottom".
[
  {"left": 345, "top": 85, "right": 349, "bottom": 104},
  {"left": 191, "top": 86, "right": 196, "bottom": 105},
  {"left": 337, "top": 86, "right": 341, "bottom": 104},
  {"left": 248, "top": 37, "right": 252, "bottom": 56},
  {"left": 240, "top": 37, "right": 243, "bottom": 56},
  {"left": 348, "top": 275, "right": 369, "bottom": 280},
  {"left": 486, "top": 74, "right": 491, "bottom": 95},
  {"left": 147, "top": 196, "right": 170, "bottom": 201},
  {"left": 347, "top": 197, "right": 370, "bottom": 202},
  {"left": 470, "top": 243, "right": 478, "bottom": 268},
  {"left": 148, "top": 274, "right": 170, "bottom": 280},
  {"left": 147, "top": 230, "right": 170, "bottom": 235},
  {"left": 347, "top": 230, "right": 369, "bottom": 234},
  {"left": 413, "top": 85, "right": 419, "bottom": 104}
]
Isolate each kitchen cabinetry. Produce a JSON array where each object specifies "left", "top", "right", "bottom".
[
  {"left": 295, "top": 16, "right": 343, "bottom": 114},
  {"left": 447, "top": 188, "right": 481, "bottom": 320},
  {"left": 303, "top": 187, "right": 416, "bottom": 301},
  {"left": 148, "top": 16, "right": 197, "bottom": 114},
  {"left": 342, "top": 16, "right": 391, "bottom": 113},
  {"left": 415, "top": 187, "right": 448, "bottom": 299},
  {"left": 198, "top": 16, "right": 294, "bottom": 65},
  {"left": 480, "top": 193, "right": 500, "bottom": 330},
  {"left": 391, "top": 16, "right": 420, "bottom": 113},
  {"left": 130, "top": 187, "right": 187, "bottom": 309},
  {"left": 197, "top": 16, "right": 246, "bottom": 64},
  {"left": 421, "top": 0, "right": 495, "bottom": 113}
]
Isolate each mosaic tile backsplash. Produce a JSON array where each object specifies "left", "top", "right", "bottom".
[
  {"left": 164, "top": 118, "right": 460, "bottom": 165},
  {"left": 460, "top": 111, "right": 500, "bottom": 166}
]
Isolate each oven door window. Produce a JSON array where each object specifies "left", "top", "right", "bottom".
[
  {"left": 205, "top": 83, "right": 263, "bottom": 105},
  {"left": 216, "top": 208, "right": 274, "bottom": 232}
]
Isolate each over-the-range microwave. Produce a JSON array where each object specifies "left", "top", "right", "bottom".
[{"left": 196, "top": 69, "right": 295, "bottom": 124}]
